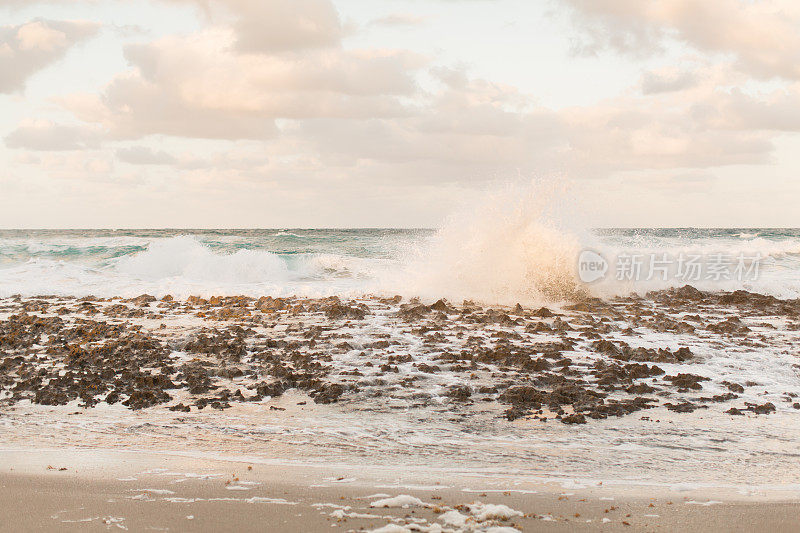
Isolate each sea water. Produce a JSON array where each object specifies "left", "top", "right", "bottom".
[{"left": 1, "top": 227, "right": 799, "bottom": 302}]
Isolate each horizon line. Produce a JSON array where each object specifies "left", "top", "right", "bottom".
[{"left": 1, "top": 226, "right": 799, "bottom": 231}]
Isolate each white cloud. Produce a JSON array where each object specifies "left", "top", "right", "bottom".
[
  {"left": 169, "top": 0, "right": 347, "bottom": 53},
  {"left": 4, "top": 0, "right": 800, "bottom": 227},
  {"left": 641, "top": 67, "right": 698, "bottom": 95},
  {"left": 63, "top": 28, "right": 423, "bottom": 139},
  {"left": 14, "top": 150, "right": 115, "bottom": 181},
  {"left": 370, "top": 14, "right": 428, "bottom": 28},
  {"left": 0, "top": 18, "right": 99, "bottom": 93},
  {"left": 116, "top": 146, "right": 176, "bottom": 165},
  {"left": 4, "top": 119, "right": 104, "bottom": 150},
  {"left": 565, "top": 0, "right": 800, "bottom": 80}
]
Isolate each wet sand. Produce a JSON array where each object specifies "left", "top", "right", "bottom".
[{"left": 3, "top": 449, "right": 800, "bottom": 532}]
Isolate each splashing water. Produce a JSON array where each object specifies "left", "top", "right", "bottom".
[
  {"left": 397, "top": 182, "right": 584, "bottom": 304},
  {"left": 1, "top": 181, "right": 800, "bottom": 302}
]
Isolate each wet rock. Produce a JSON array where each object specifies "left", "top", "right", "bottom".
[
  {"left": 128, "top": 294, "right": 157, "bottom": 307},
  {"left": 414, "top": 363, "right": 440, "bottom": 373},
  {"left": 253, "top": 381, "right": 287, "bottom": 399},
  {"left": 747, "top": 402, "right": 776, "bottom": 414},
  {"left": 184, "top": 329, "right": 248, "bottom": 361},
  {"left": 397, "top": 304, "right": 431, "bottom": 321},
  {"left": 708, "top": 317, "right": 750, "bottom": 335},
  {"left": 581, "top": 397, "right": 656, "bottom": 419},
  {"left": 504, "top": 406, "right": 529, "bottom": 421},
  {"left": 722, "top": 381, "right": 745, "bottom": 393},
  {"left": 123, "top": 389, "right": 172, "bottom": 410},
  {"left": 2, "top": 291, "right": 792, "bottom": 426},
  {"left": 446, "top": 385, "right": 472, "bottom": 401},
  {"left": 324, "top": 299, "right": 368, "bottom": 320},
  {"left": 525, "top": 322, "right": 552, "bottom": 333},
  {"left": 561, "top": 413, "right": 587, "bottom": 424},
  {"left": 700, "top": 392, "right": 738, "bottom": 403},
  {"left": 255, "top": 296, "right": 287, "bottom": 312},
  {"left": 551, "top": 317, "right": 572, "bottom": 331},
  {"left": 311, "top": 383, "right": 345, "bottom": 404},
  {"left": 674, "top": 285, "right": 704, "bottom": 300},
  {"left": 430, "top": 299, "right": 453, "bottom": 313},
  {"left": 718, "top": 290, "right": 783, "bottom": 310},
  {"left": 626, "top": 383, "right": 656, "bottom": 394},
  {"left": 499, "top": 386, "right": 544, "bottom": 408},
  {"left": 664, "top": 401, "right": 706, "bottom": 413},
  {"left": 592, "top": 339, "right": 693, "bottom": 363},
  {"left": 105, "top": 391, "right": 120, "bottom": 404},
  {"left": 665, "top": 373, "right": 710, "bottom": 391}
]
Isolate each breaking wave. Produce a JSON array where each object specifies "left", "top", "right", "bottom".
[
  {"left": 395, "top": 182, "right": 585, "bottom": 304},
  {"left": 1, "top": 182, "right": 800, "bottom": 302}
]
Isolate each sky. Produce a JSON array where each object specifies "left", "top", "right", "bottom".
[{"left": 1, "top": 0, "right": 799, "bottom": 228}]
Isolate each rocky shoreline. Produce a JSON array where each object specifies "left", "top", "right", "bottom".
[{"left": 2, "top": 286, "right": 799, "bottom": 425}]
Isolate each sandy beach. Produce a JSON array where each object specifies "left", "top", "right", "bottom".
[{"left": 4, "top": 448, "right": 800, "bottom": 532}]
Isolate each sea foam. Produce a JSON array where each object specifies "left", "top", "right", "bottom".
[{"left": 1, "top": 183, "right": 800, "bottom": 302}]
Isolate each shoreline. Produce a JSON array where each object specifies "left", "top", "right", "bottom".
[
  {"left": 3, "top": 288, "right": 800, "bottom": 530},
  {"left": 5, "top": 446, "right": 800, "bottom": 502},
  {"left": 3, "top": 448, "right": 800, "bottom": 532}
]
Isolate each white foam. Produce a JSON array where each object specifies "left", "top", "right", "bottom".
[
  {"left": 370, "top": 495, "right": 428, "bottom": 508},
  {"left": 467, "top": 502, "right": 524, "bottom": 521}
]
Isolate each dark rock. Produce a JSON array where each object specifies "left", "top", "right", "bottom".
[
  {"left": 665, "top": 373, "right": 710, "bottom": 391},
  {"left": 722, "top": 381, "right": 745, "bottom": 393},
  {"left": 446, "top": 385, "right": 472, "bottom": 401},
  {"left": 561, "top": 413, "right": 586, "bottom": 424}
]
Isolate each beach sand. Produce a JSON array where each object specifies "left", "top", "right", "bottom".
[
  {"left": 3, "top": 449, "right": 800, "bottom": 532},
  {"left": 3, "top": 290, "right": 800, "bottom": 531}
]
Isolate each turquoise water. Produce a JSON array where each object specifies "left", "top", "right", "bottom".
[
  {"left": 0, "top": 228, "right": 431, "bottom": 263},
  {"left": 0, "top": 228, "right": 799, "bottom": 300}
]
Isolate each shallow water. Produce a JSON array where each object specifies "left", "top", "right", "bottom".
[{"left": 2, "top": 291, "right": 800, "bottom": 490}]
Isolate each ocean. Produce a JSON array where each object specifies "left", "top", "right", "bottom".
[
  {"left": 4, "top": 226, "right": 800, "bottom": 491},
  {"left": 1, "top": 227, "right": 799, "bottom": 302}
]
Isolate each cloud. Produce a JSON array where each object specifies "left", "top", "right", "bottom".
[
  {"left": 13, "top": 150, "right": 116, "bottom": 182},
  {"left": 65, "top": 61, "right": 800, "bottom": 189},
  {"left": 36, "top": 0, "right": 800, "bottom": 199},
  {"left": 0, "top": 18, "right": 99, "bottom": 93},
  {"left": 691, "top": 87, "right": 800, "bottom": 132},
  {"left": 618, "top": 171, "right": 717, "bottom": 194},
  {"left": 169, "top": 0, "right": 346, "bottom": 53},
  {"left": 641, "top": 67, "right": 698, "bottom": 95},
  {"left": 4, "top": 119, "right": 104, "bottom": 150},
  {"left": 565, "top": 0, "right": 800, "bottom": 80},
  {"left": 287, "top": 64, "right": 798, "bottom": 186},
  {"left": 0, "top": 0, "right": 91, "bottom": 7},
  {"left": 63, "top": 28, "right": 424, "bottom": 139},
  {"left": 116, "top": 146, "right": 176, "bottom": 165},
  {"left": 370, "top": 14, "right": 427, "bottom": 28}
]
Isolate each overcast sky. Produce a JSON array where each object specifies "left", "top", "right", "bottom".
[{"left": 1, "top": 0, "right": 799, "bottom": 228}]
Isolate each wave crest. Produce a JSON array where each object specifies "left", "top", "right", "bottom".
[
  {"left": 397, "top": 182, "right": 583, "bottom": 305},
  {"left": 114, "top": 236, "right": 289, "bottom": 284}
]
